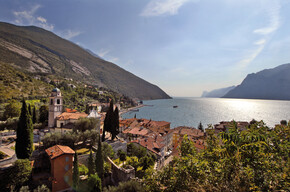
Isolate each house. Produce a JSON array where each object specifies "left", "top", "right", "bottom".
[
  {"left": 55, "top": 112, "right": 88, "bottom": 131},
  {"left": 172, "top": 126, "right": 205, "bottom": 147},
  {"left": 45, "top": 145, "right": 75, "bottom": 192},
  {"left": 130, "top": 136, "right": 166, "bottom": 160},
  {"left": 214, "top": 121, "right": 250, "bottom": 134}
]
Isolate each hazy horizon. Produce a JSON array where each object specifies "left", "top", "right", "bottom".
[{"left": 1, "top": 0, "right": 290, "bottom": 97}]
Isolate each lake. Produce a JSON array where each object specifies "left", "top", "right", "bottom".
[{"left": 121, "top": 97, "right": 290, "bottom": 128}]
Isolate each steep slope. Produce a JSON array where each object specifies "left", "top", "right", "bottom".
[
  {"left": 202, "top": 86, "right": 236, "bottom": 98},
  {"left": 0, "top": 22, "right": 170, "bottom": 100},
  {"left": 223, "top": 63, "right": 290, "bottom": 100},
  {"left": 0, "top": 61, "right": 53, "bottom": 102}
]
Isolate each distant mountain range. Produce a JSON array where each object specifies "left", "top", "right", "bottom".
[
  {"left": 202, "top": 86, "right": 236, "bottom": 98},
  {"left": 0, "top": 22, "right": 170, "bottom": 100},
  {"left": 202, "top": 63, "right": 290, "bottom": 100}
]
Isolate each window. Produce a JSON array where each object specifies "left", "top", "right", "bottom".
[
  {"left": 50, "top": 99, "right": 53, "bottom": 105},
  {"left": 65, "top": 164, "right": 69, "bottom": 171},
  {"left": 57, "top": 99, "right": 60, "bottom": 104},
  {"left": 65, "top": 156, "right": 69, "bottom": 162},
  {"left": 64, "top": 175, "right": 69, "bottom": 183}
]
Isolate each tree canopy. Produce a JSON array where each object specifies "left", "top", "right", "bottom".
[{"left": 143, "top": 121, "right": 290, "bottom": 192}]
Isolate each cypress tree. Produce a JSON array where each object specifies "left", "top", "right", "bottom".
[
  {"left": 111, "top": 107, "right": 119, "bottom": 140},
  {"left": 28, "top": 104, "right": 32, "bottom": 115},
  {"left": 88, "top": 149, "right": 95, "bottom": 176},
  {"left": 32, "top": 106, "right": 37, "bottom": 124},
  {"left": 95, "top": 135, "right": 104, "bottom": 179},
  {"left": 198, "top": 122, "right": 204, "bottom": 132},
  {"left": 73, "top": 152, "right": 79, "bottom": 189},
  {"left": 102, "top": 100, "right": 114, "bottom": 141},
  {"left": 15, "top": 99, "right": 33, "bottom": 159}
]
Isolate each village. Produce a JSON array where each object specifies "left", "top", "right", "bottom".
[{"left": 0, "top": 88, "right": 254, "bottom": 192}]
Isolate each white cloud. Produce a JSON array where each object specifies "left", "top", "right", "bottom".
[
  {"left": 97, "top": 49, "right": 111, "bottom": 57},
  {"left": 61, "top": 30, "right": 82, "bottom": 40},
  {"left": 140, "top": 0, "right": 197, "bottom": 17},
  {"left": 253, "top": 2, "right": 280, "bottom": 35},
  {"left": 13, "top": 5, "right": 54, "bottom": 31},
  {"left": 254, "top": 39, "right": 266, "bottom": 45},
  {"left": 236, "top": 45, "right": 265, "bottom": 68},
  {"left": 110, "top": 57, "right": 119, "bottom": 63},
  {"left": 37, "top": 16, "right": 47, "bottom": 23},
  {"left": 12, "top": 5, "right": 83, "bottom": 40},
  {"left": 237, "top": 1, "right": 281, "bottom": 69}
]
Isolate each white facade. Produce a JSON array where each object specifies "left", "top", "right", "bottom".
[{"left": 48, "top": 88, "right": 63, "bottom": 128}]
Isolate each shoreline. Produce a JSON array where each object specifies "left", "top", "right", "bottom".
[{"left": 120, "top": 104, "right": 145, "bottom": 116}]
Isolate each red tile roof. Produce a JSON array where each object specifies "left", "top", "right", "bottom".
[
  {"left": 45, "top": 145, "right": 75, "bottom": 159},
  {"left": 56, "top": 112, "right": 88, "bottom": 120},
  {"left": 173, "top": 126, "right": 204, "bottom": 137},
  {"left": 65, "top": 108, "right": 77, "bottom": 113},
  {"left": 131, "top": 137, "right": 165, "bottom": 156}
]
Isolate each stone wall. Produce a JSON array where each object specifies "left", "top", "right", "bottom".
[{"left": 107, "top": 157, "right": 135, "bottom": 185}]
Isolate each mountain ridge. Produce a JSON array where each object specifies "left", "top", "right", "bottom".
[
  {"left": 223, "top": 63, "right": 290, "bottom": 100},
  {"left": 0, "top": 22, "right": 171, "bottom": 100},
  {"left": 201, "top": 86, "right": 236, "bottom": 98}
]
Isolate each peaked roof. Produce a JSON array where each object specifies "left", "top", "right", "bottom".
[
  {"left": 45, "top": 145, "right": 75, "bottom": 159},
  {"left": 56, "top": 112, "right": 88, "bottom": 120}
]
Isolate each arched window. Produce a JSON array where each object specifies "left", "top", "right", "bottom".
[
  {"left": 50, "top": 99, "right": 53, "bottom": 105},
  {"left": 57, "top": 99, "right": 60, "bottom": 104}
]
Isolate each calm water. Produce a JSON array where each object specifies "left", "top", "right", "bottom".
[{"left": 122, "top": 97, "right": 290, "bottom": 128}]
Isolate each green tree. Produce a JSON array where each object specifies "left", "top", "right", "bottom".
[
  {"left": 104, "top": 180, "right": 144, "bottom": 192},
  {"left": 111, "top": 106, "right": 119, "bottom": 140},
  {"left": 33, "top": 185, "right": 50, "bottom": 192},
  {"left": 95, "top": 135, "right": 104, "bottom": 179},
  {"left": 88, "top": 149, "right": 95, "bottom": 175},
  {"left": 73, "top": 152, "right": 79, "bottom": 189},
  {"left": 73, "top": 117, "right": 99, "bottom": 132},
  {"left": 9, "top": 159, "right": 32, "bottom": 188},
  {"left": 32, "top": 106, "right": 37, "bottom": 124},
  {"left": 87, "top": 173, "right": 102, "bottom": 192},
  {"left": 28, "top": 104, "right": 32, "bottom": 116},
  {"left": 118, "top": 150, "right": 126, "bottom": 162},
  {"left": 102, "top": 142, "right": 115, "bottom": 160},
  {"left": 198, "top": 122, "right": 204, "bottom": 132},
  {"left": 16, "top": 99, "right": 33, "bottom": 159},
  {"left": 39, "top": 105, "right": 48, "bottom": 124},
  {"left": 3, "top": 100, "right": 21, "bottom": 120},
  {"left": 19, "top": 186, "right": 30, "bottom": 192},
  {"left": 140, "top": 156, "right": 154, "bottom": 170},
  {"left": 180, "top": 134, "right": 196, "bottom": 157},
  {"left": 102, "top": 100, "right": 114, "bottom": 141}
]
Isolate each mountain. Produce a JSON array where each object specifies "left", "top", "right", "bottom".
[
  {"left": 0, "top": 61, "right": 53, "bottom": 102},
  {"left": 202, "top": 86, "right": 236, "bottom": 98},
  {"left": 223, "top": 63, "right": 290, "bottom": 100},
  {"left": 84, "top": 48, "right": 102, "bottom": 59},
  {"left": 0, "top": 22, "right": 170, "bottom": 100}
]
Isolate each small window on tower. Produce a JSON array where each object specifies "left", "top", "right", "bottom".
[
  {"left": 50, "top": 99, "right": 53, "bottom": 105},
  {"left": 57, "top": 99, "right": 60, "bottom": 104}
]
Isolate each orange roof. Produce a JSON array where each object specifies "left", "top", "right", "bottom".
[
  {"left": 127, "top": 127, "right": 151, "bottom": 136},
  {"left": 173, "top": 126, "right": 204, "bottom": 137},
  {"left": 45, "top": 145, "right": 75, "bottom": 159},
  {"left": 131, "top": 137, "right": 165, "bottom": 156},
  {"left": 65, "top": 108, "right": 77, "bottom": 113},
  {"left": 57, "top": 112, "right": 88, "bottom": 120}
]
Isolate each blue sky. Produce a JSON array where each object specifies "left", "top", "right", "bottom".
[{"left": 1, "top": 0, "right": 290, "bottom": 97}]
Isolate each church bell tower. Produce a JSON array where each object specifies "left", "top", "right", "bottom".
[{"left": 48, "top": 88, "right": 63, "bottom": 128}]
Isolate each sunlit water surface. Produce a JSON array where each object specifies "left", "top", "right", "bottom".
[{"left": 122, "top": 98, "right": 290, "bottom": 128}]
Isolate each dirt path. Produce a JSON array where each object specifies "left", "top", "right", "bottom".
[{"left": 0, "top": 142, "right": 15, "bottom": 157}]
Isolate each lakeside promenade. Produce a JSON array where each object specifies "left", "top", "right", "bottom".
[{"left": 120, "top": 104, "right": 144, "bottom": 116}]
